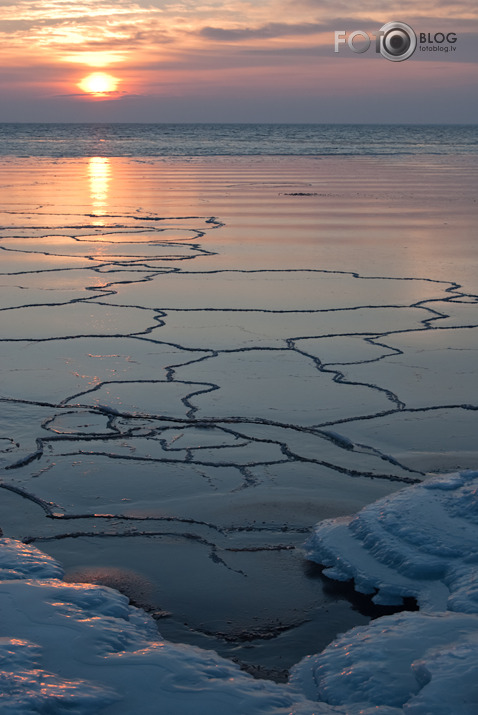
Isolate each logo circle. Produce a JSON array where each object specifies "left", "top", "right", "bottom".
[{"left": 379, "top": 21, "right": 416, "bottom": 62}]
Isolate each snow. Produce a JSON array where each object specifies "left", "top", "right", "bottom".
[
  {"left": 0, "top": 538, "right": 324, "bottom": 715},
  {"left": 1, "top": 470, "right": 478, "bottom": 713},
  {"left": 304, "top": 470, "right": 478, "bottom": 611},
  {"left": 294, "top": 470, "right": 478, "bottom": 714},
  {"left": 291, "top": 612, "right": 478, "bottom": 714}
]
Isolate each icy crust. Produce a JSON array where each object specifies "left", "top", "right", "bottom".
[
  {"left": 0, "top": 538, "right": 325, "bottom": 715},
  {"left": 290, "top": 611, "right": 478, "bottom": 714},
  {"left": 304, "top": 470, "right": 478, "bottom": 610}
]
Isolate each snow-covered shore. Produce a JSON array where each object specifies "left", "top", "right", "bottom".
[
  {"left": 1, "top": 470, "right": 477, "bottom": 714},
  {"left": 294, "top": 469, "right": 478, "bottom": 714}
]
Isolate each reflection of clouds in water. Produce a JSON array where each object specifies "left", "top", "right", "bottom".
[{"left": 88, "top": 156, "right": 110, "bottom": 220}]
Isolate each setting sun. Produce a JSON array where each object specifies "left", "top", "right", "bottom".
[{"left": 78, "top": 72, "right": 119, "bottom": 96}]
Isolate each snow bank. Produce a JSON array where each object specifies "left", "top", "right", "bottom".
[
  {"left": 293, "top": 470, "right": 478, "bottom": 714},
  {"left": 291, "top": 611, "right": 478, "bottom": 714},
  {"left": 304, "top": 470, "right": 478, "bottom": 610}
]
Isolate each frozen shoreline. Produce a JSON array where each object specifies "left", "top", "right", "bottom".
[{"left": 1, "top": 470, "right": 477, "bottom": 713}]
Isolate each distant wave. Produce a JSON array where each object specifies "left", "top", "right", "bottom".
[{"left": 0, "top": 123, "right": 476, "bottom": 157}]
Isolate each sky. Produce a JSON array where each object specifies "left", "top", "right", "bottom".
[{"left": 0, "top": 0, "right": 477, "bottom": 123}]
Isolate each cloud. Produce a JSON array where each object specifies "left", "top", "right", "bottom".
[
  {"left": 199, "top": 22, "right": 325, "bottom": 41},
  {"left": 297, "top": 0, "right": 478, "bottom": 20},
  {"left": 0, "top": 0, "right": 476, "bottom": 123},
  {"left": 0, "top": 1, "right": 176, "bottom": 69},
  {"left": 67, "top": 28, "right": 175, "bottom": 49}
]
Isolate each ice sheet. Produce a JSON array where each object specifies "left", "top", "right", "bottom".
[{"left": 1, "top": 154, "right": 477, "bottom": 675}]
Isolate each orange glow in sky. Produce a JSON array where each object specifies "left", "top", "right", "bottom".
[{"left": 0, "top": 0, "right": 475, "bottom": 122}]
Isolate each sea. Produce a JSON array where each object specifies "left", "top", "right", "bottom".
[{"left": 0, "top": 122, "right": 476, "bottom": 157}]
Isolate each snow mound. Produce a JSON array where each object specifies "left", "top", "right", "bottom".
[
  {"left": 304, "top": 470, "right": 478, "bottom": 610},
  {"left": 291, "top": 611, "right": 478, "bottom": 714}
]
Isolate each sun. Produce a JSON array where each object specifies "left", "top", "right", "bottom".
[{"left": 78, "top": 72, "right": 119, "bottom": 96}]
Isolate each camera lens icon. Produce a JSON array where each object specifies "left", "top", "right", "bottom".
[{"left": 379, "top": 21, "right": 417, "bottom": 62}]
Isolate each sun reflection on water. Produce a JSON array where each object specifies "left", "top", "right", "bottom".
[{"left": 88, "top": 157, "right": 111, "bottom": 223}]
